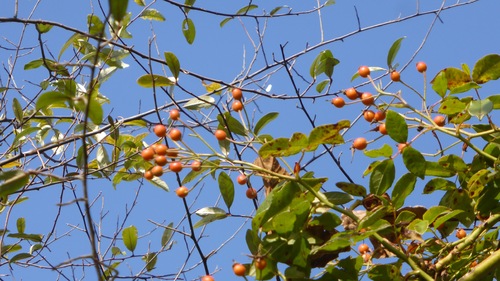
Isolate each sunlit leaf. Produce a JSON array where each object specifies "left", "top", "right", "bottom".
[
  {"left": 9, "top": 253, "right": 32, "bottom": 263},
  {"left": 0, "top": 170, "right": 29, "bottom": 197},
  {"left": 467, "top": 169, "right": 491, "bottom": 198},
  {"left": 161, "top": 222, "right": 174, "bottom": 247},
  {"left": 307, "top": 121, "right": 350, "bottom": 151},
  {"left": 134, "top": 0, "right": 145, "bottom": 6},
  {"left": 310, "top": 50, "right": 340, "bottom": 79},
  {"left": 36, "top": 23, "right": 53, "bottom": 33},
  {"left": 236, "top": 4, "right": 258, "bottom": 15},
  {"left": 387, "top": 37, "right": 405, "bottom": 69},
  {"left": 182, "top": 18, "right": 196, "bottom": 44},
  {"left": 335, "top": 182, "right": 367, "bottom": 197},
  {"left": 431, "top": 71, "right": 448, "bottom": 97},
  {"left": 16, "top": 218, "right": 25, "bottom": 234},
  {"left": 8, "top": 233, "right": 43, "bottom": 242},
  {"left": 137, "top": 74, "right": 175, "bottom": 88},
  {"left": 122, "top": 225, "right": 138, "bottom": 252},
  {"left": 423, "top": 178, "right": 456, "bottom": 194},
  {"left": 140, "top": 9, "right": 165, "bottom": 21},
  {"left": 363, "top": 144, "right": 393, "bottom": 158},
  {"left": 472, "top": 54, "right": 500, "bottom": 84},
  {"left": 217, "top": 112, "right": 247, "bottom": 136},
  {"left": 183, "top": 95, "right": 215, "bottom": 110},
  {"left": 438, "top": 97, "right": 467, "bottom": 115},
  {"left": 358, "top": 207, "right": 389, "bottom": 230},
  {"left": 468, "top": 99, "right": 493, "bottom": 121},
  {"left": 324, "top": 191, "right": 354, "bottom": 205},
  {"left": 164, "top": 52, "right": 180, "bottom": 79}
]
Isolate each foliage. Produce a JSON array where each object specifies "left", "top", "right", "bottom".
[{"left": 0, "top": 1, "right": 499, "bottom": 281}]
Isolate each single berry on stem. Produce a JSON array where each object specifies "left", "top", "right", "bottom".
[
  {"left": 175, "top": 186, "right": 189, "bottom": 198},
  {"left": 232, "top": 100, "right": 243, "bottom": 112},
  {"left": 153, "top": 124, "right": 167, "bottom": 138},
  {"left": 215, "top": 129, "right": 227, "bottom": 141},
  {"left": 416, "top": 61, "right": 427, "bottom": 73},
  {"left": 169, "top": 128, "right": 182, "bottom": 141},
  {"left": 246, "top": 188, "right": 257, "bottom": 199},
  {"left": 332, "top": 97, "right": 345, "bottom": 108},
  {"left": 232, "top": 88, "right": 243, "bottom": 100},
  {"left": 390, "top": 70, "right": 401, "bottom": 82},
  {"left": 358, "top": 66, "right": 370, "bottom": 78},
  {"left": 363, "top": 110, "right": 375, "bottom": 122},
  {"left": 169, "top": 109, "right": 180, "bottom": 120},
  {"left": 361, "top": 92, "right": 374, "bottom": 106},
  {"left": 169, "top": 161, "right": 183, "bottom": 173},
  {"left": 345, "top": 88, "right": 359, "bottom": 100},
  {"left": 353, "top": 137, "right": 367, "bottom": 150}
]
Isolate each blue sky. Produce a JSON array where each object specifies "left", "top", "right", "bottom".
[{"left": 0, "top": 0, "right": 499, "bottom": 280}]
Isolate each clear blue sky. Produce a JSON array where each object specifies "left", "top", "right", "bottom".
[{"left": 0, "top": 0, "right": 498, "bottom": 280}]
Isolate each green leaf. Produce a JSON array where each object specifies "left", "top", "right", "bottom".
[
  {"left": 137, "top": 74, "right": 175, "bottom": 88},
  {"left": 217, "top": 112, "right": 247, "bottom": 136},
  {"left": 36, "top": 23, "right": 53, "bottom": 33},
  {"left": 182, "top": 18, "right": 196, "bottom": 44},
  {"left": 30, "top": 244, "right": 43, "bottom": 254},
  {"left": 109, "top": 0, "right": 129, "bottom": 22},
  {"left": 16, "top": 218, "right": 25, "bottom": 234},
  {"left": 164, "top": 52, "right": 180, "bottom": 79},
  {"left": 363, "top": 160, "right": 381, "bottom": 177},
  {"left": 149, "top": 176, "right": 169, "bottom": 192},
  {"left": 402, "top": 146, "right": 426, "bottom": 179},
  {"left": 307, "top": 121, "right": 350, "bottom": 151},
  {"left": 385, "top": 110, "right": 408, "bottom": 143},
  {"left": 218, "top": 172, "right": 234, "bottom": 210},
  {"left": 433, "top": 210, "right": 464, "bottom": 231},
  {"left": 111, "top": 246, "right": 126, "bottom": 256},
  {"left": 0, "top": 170, "right": 29, "bottom": 197},
  {"left": 24, "top": 59, "right": 69, "bottom": 76},
  {"left": 423, "top": 206, "right": 450, "bottom": 224},
  {"left": 437, "top": 155, "right": 467, "bottom": 173},
  {"left": 194, "top": 211, "right": 228, "bottom": 228},
  {"left": 122, "top": 225, "right": 138, "bottom": 252},
  {"left": 88, "top": 15, "right": 105, "bottom": 36},
  {"left": 335, "top": 182, "right": 367, "bottom": 197},
  {"left": 487, "top": 94, "right": 500, "bottom": 109},
  {"left": 369, "top": 159, "right": 395, "bottom": 195},
  {"left": 472, "top": 54, "right": 500, "bottom": 84},
  {"left": 438, "top": 97, "right": 467, "bottom": 115},
  {"left": 368, "top": 264, "right": 401, "bottom": 280},
  {"left": 142, "top": 252, "right": 157, "bottom": 271},
  {"left": 2, "top": 244, "right": 22, "bottom": 254},
  {"left": 236, "top": 4, "right": 258, "bottom": 14},
  {"left": 183, "top": 0, "right": 196, "bottom": 13},
  {"left": 442, "top": 67, "right": 473, "bottom": 93},
  {"left": 183, "top": 95, "right": 214, "bottom": 110},
  {"left": 270, "top": 6, "right": 286, "bottom": 16},
  {"left": 254, "top": 112, "right": 278, "bottom": 135},
  {"left": 324, "top": 191, "right": 354, "bottom": 205},
  {"left": 9, "top": 253, "right": 32, "bottom": 263},
  {"left": 431, "top": 71, "right": 448, "bottom": 97},
  {"left": 387, "top": 37, "right": 405, "bottom": 69},
  {"left": 259, "top": 136, "right": 305, "bottom": 158},
  {"left": 468, "top": 99, "right": 493, "bottom": 121},
  {"left": 134, "top": 0, "right": 145, "bottom": 6},
  {"left": 219, "top": 17, "right": 232, "bottom": 28},
  {"left": 12, "top": 98, "right": 23, "bottom": 124},
  {"left": 88, "top": 98, "right": 103, "bottom": 125},
  {"left": 161, "top": 222, "right": 174, "bottom": 247},
  {"left": 7, "top": 233, "right": 43, "bottom": 242},
  {"left": 392, "top": 173, "right": 417, "bottom": 209},
  {"left": 425, "top": 161, "right": 456, "bottom": 177},
  {"left": 140, "top": 9, "right": 165, "bottom": 21},
  {"left": 363, "top": 144, "right": 393, "bottom": 158},
  {"left": 358, "top": 207, "right": 389, "bottom": 230},
  {"left": 423, "top": 178, "right": 456, "bottom": 194},
  {"left": 309, "top": 50, "right": 340, "bottom": 79},
  {"left": 407, "top": 219, "right": 429, "bottom": 235},
  {"left": 467, "top": 169, "right": 491, "bottom": 198},
  {"left": 316, "top": 79, "right": 330, "bottom": 93}
]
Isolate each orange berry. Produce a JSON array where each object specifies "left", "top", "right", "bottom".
[
  {"left": 456, "top": 228, "right": 466, "bottom": 239},
  {"left": 358, "top": 66, "right": 370, "bottom": 78},
  {"left": 363, "top": 110, "right": 375, "bottom": 122},
  {"left": 345, "top": 88, "right": 359, "bottom": 100},
  {"left": 360, "top": 92, "right": 374, "bottom": 106},
  {"left": 246, "top": 188, "right": 257, "bottom": 199},
  {"left": 374, "top": 111, "right": 386, "bottom": 121},
  {"left": 390, "top": 71, "right": 401, "bottom": 82},
  {"left": 214, "top": 129, "right": 227, "bottom": 141},
  {"left": 332, "top": 97, "right": 345, "bottom": 108},
  {"left": 175, "top": 186, "right": 189, "bottom": 198},
  {"left": 201, "top": 275, "right": 215, "bottom": 281},
  {"left": 233, "top": 263, "right": 246, "bottom": 276},
  {"left": 232, "top": 100, "right": 243, "bottom": 112},
  {"left": 237, "top": 174, "right": 247, "bottom": 185},
  {"left": 151, "top": 165, "right": 164, "bottom": 177},
  {"left": 255, "top": 258, "right": 267, "bottom": 270},
  {"left": 232, "top": 88, "right": 243, "bottom": 100},
  {"left": 358, "top": 243, "right": 370, "bottom": 254},
  {"left": 169, "top": 128, "right": 182, "bottom": 141},
  {"left": 416, "top": 61, "right": 427, "bottom": 73},
  {"left": 144, "top": 170, "right": 154, "bottom": 180},
  {"left": 169, "top": 109, "right": 180, "bottom": 120},
  {"left": 153, "top": 124, "right": 167, "bottom": 138},
  {"left": 153, "top": 144, "right": 168, "bottom": 156},
  {"left": 169, "top": 161, "right": 183, "bottom": 173},
  {"left": 379, "top": 123, "right": 388, "bottom": 135},
  {"left": 141, "top": 147, "right": 155, "bottom": 161},
  {"left": 353, "top": 137, "right": 367, "bottom": 150},
  {"left": 154, "top": 155, "right": 168, "bottom": 166},
  {"left": 191, "top": 160, "right": 202, "bottom": 171},
  {"left": 434, "top": 115, "right": 446, "bottom": 127}
]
